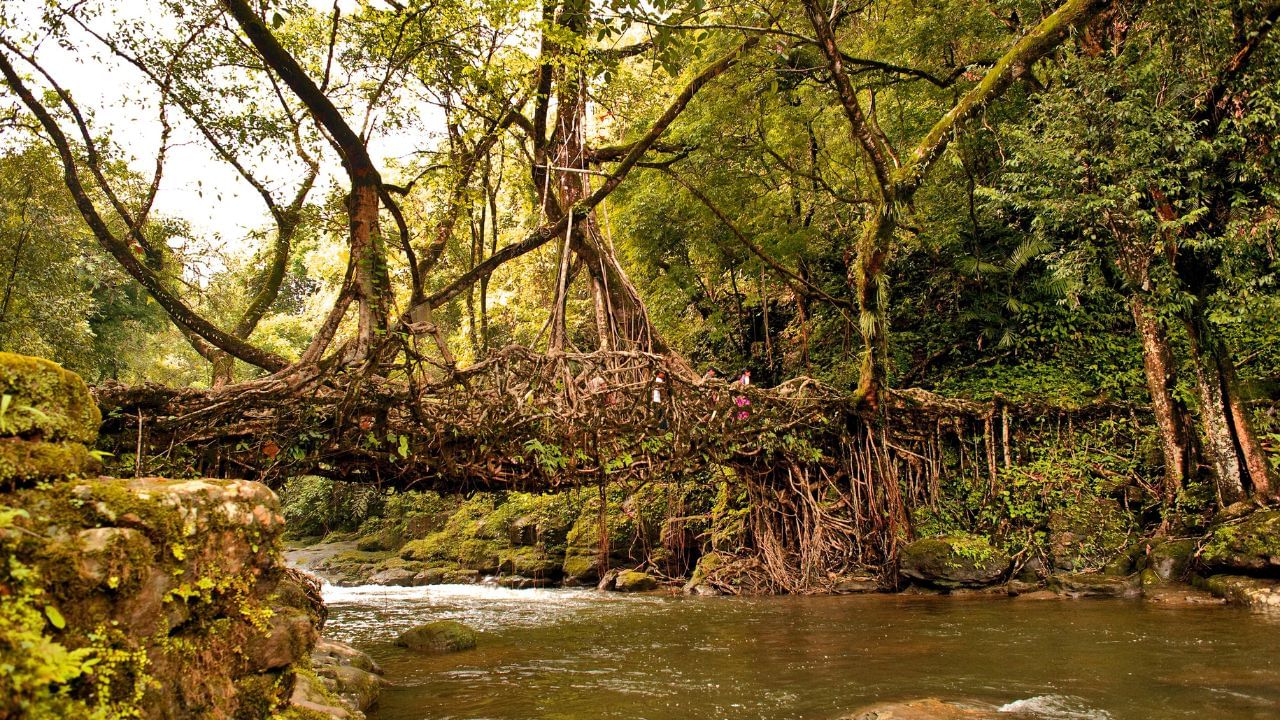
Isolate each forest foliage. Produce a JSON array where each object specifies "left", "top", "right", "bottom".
[{"left": 0, "top": 0, "right": 1278, "bottom": 511}]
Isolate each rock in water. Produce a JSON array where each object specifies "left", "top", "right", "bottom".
[
  {"left": 395, "top": 620, "right": 478, "bottom": 653},
  {"left": 898, "top": 536, "right": 1010, "bottom": 589},
  {"left": 612, "top": 569, "right": 658, "bottom": 592},
  {"left": 1204, "top": 575, "right": 1280, "bottom": 611},
  {"left": 841, "top": 698, "right": 1014, "bottom": 719},
  {"left": 306, "top": 639, "right": 386, "bottom": 715}
]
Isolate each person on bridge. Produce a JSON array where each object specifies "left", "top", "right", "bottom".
[
  {"left": 652, "top": 370, "right": 669, "bottom": 429},
  {"left": 734, "top": 369, "right": 751, "bottom": 420}
]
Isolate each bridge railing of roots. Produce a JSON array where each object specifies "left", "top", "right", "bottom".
[{"left": 93, "top": 346, "right": 1147, "bottom": 593}]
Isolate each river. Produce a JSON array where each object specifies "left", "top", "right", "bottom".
[{"left": 321, "top": 583, "right": 1280, "bottom": 719}]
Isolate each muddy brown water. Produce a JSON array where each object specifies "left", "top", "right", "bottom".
[{"left": 320, "top": 584, "right": 1280, "bottom": 719}]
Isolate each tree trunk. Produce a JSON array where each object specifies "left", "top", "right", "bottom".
[
  {"left": 348, "top": 178, "right": 388, "bottom": 361},
  {"left": 852, "top": 208, "right": 895, "bottom": 409},
  {"left": 1185, "top": 314, "right": 1247, "bottom": 504},
  {"left": 1129, "top": 294, "right": 1189, "bottom": 509}
]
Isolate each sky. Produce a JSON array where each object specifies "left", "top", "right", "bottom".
[{"left": 11, "top": 0, "right": 438, "bottom": 259}]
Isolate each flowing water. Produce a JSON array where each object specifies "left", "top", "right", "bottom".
[{"left": 322, "top": 583, "right": 1280, "bottom": 720}]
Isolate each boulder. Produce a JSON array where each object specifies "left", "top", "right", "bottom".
[
  {"left": 562, "top": 553, "right": 600, "bottom": 585},
  {"left": 291, "top": 670, "right": 361, "bottom": 720},
  {"left": 1200, "top": 511, "right": 1280, "bottom": 576},
  {"left": 414, "top": 566, "right": 481, "bottom": 585},
  {"left": 312, "top": 638, "right": 383, "bottom": 676},
  {"left": 317, "top": 664, "right": 383, "bottom": 713},
  {"left": 1145, "top": 539, "right": 1197, "bottom": 582},
  {"left": 367, "top": 567, "right": 419, "bottom": 586},
  {"left": 841, "top": 698, "right": 1013, "bottom": 719},
  {"left": 1049, "top": 573, "right": 1140, "bottom": 599},
  {"left": 1204, "top": 575, "right": 1280, "bottom": 611},
  {"left": 395, "top": 620, "right": 478, "bottom": 653},
  {"left": 682, "top": 552, "right": 727, "bottom": 595},
  {"left": 899, "top": 536, "right": 1010, "bottom": 589},
  {"left": 307, "top": 638, "right": 384, "bottom": 715},
  {"left": 243, "top": 608, "right": 319, "bottom": 672},
  {"left": 612, "top": 570, "right": 658, "bottom": 592}
]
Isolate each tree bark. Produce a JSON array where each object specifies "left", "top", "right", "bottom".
[{"left": 1129, "top": 294, "right": 1189, "bottom": 508}]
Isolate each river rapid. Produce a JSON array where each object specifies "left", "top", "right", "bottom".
[{"left": 321, "top": 583, "right": 1280, "bottom": 720}]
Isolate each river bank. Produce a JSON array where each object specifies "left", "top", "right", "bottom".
[{"left": 280, "top": 480, "right": 1280, "bottom": 612}]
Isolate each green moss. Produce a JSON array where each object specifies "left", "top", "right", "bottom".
[
  {"left": 499, "top": 546, "right": 561, "bottom": 577},
  {"left": 0, "top": 438, "right": 101, "bottom": 486},
  {"left": 1201, "top": 511, "right": 1280, "bottom": 572},
  {"left": 0, "top": 352, "right": 101, "bottom": 443}
]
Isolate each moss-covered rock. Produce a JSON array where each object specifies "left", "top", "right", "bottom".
[
  {"left": 562, "top": 552, "right": 600, "bottom": 585},
  {"left": 498, "top": 545, "right": 562, "bottom": 578},
  {"left": 899, "top": 535, "right": 1010, "bottom": 589},
  {"left": 1146, "top": 539, "right": 1197, "bottom": 582},
  {"left": 682, "top": 552, "right": 726, "bottom": 595},
  {"left": 0, "top": 437, "right": 101, "bottom": 485},
  {"left": 1, "top": 475, "right": 313, "bottom": 720},
  {"left": 0, "top": 352, "right": 101, "bottom": 443},
  {"left": 395, "top": 620, "right": 478, "bottom": 653},
  {"left": 1201, "top": 511, "right": 1280, "bottom": 576},
  {"left": 612, "top": 570, "right": 658, "bottom": 592},
  {"left": 1203, "top": 574, "right": 1280, "bottom": 611}
]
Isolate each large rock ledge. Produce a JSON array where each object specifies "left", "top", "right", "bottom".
[{"left": 0, "top": 475, "right": 327, "bottom": 719}]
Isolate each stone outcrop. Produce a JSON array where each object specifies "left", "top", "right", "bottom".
[
  {"left": 0, "top": 352, "right": 323, "bottom": 719},
  {"left": 0, "top": 352, "right": 102, "bottom": 485},
  {"left": 899, "top": 536, "right": 1010, "bottom": 589},
  {"left": 291, "top": 639, "right": 385, "bottom": 719},
  {"left": 1, "top": 475, "right": 321, "bottom": 719}
]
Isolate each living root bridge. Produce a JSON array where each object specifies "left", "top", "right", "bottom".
[{"left": 93, "top": 346, "right": 1146, "bottom": 592}]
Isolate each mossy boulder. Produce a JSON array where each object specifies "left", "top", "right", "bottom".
[
  {"left": 0, "top": 352, "right": 101, "bottom": 443},
  {"left": 1203, "top": 574, "right": 1280, "bottom": 610},
  {"left": 612, "top": 570, "right": 658, "bottom": 592},
  {"left": 1146, "top": 539, "right": 1197, "bottom": 582},
  {"left": 498, "top": 546, "right": 562, "bottom": 578},
  {"left": 1200, "top": 511, "right": 1280, "bottom": 576},
  {"left": 562, "top": 552, "right": 600, "bottom": 585},
  {"left": 1, "top": 476, "right": 311, "bottom": 719},
  {"left": 308, "top": 639, "right": 384, "bottom": 715},
  {"left": 899, "top": 535, "right": 1010, "bottom": 589},
  {"left": 395, "top": 620, "right": 478, "bottom": 653},
  {"left": 413, "top": 565, "right": 481, "bottom": 585},
  {"left": 682, "top": 552, "right": 727, "bottom": 595}
]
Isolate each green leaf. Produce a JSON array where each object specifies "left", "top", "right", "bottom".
[{"left": 44, "top": 605, "right": 66, "bottom": 630}]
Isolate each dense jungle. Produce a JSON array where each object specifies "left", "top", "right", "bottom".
[{"left": 2, "top": 0, "right": 1280, "bottom": 718}]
